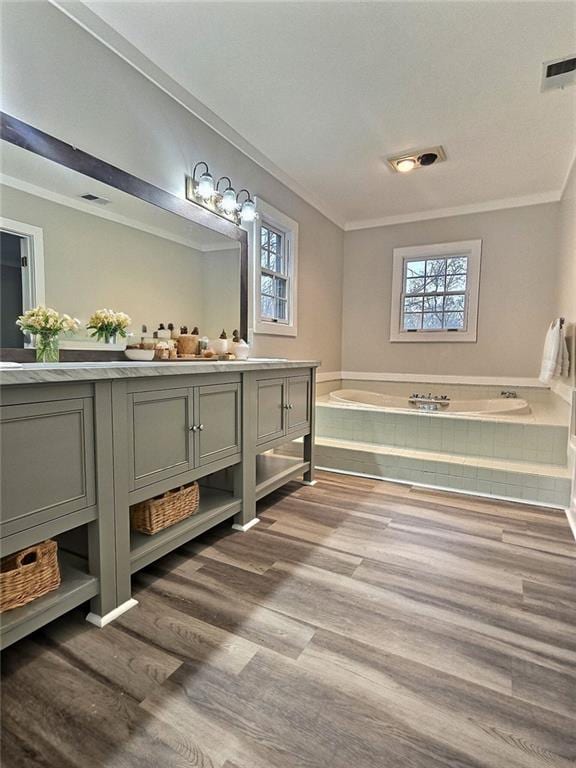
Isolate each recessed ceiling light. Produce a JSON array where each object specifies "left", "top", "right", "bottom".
[{"left": 387, "top": 146, "right": 447, "bottom": 174}]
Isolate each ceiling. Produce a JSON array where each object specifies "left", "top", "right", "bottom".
[{"left": 76, "top": 1, "right": 575, "bottom": 227}]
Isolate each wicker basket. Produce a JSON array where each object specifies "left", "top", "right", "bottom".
[
  {"left": 130, "top": 482, "right": 200, "bottom": 535},
  {"left": 0, "top": 540, "right": 61, "bottom": 613}
]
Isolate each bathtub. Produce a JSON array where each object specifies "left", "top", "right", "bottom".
[{"left": 329, "top": 389, "right": 531, "bottom": 416}]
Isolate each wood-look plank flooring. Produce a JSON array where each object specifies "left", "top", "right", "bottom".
[{"left": 2, "top": 471, "right": 575, "bottom": 767}]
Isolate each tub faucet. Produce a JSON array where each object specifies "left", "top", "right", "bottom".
[{"left": 500, "top": 390, "right": 517, "bottom": 399}]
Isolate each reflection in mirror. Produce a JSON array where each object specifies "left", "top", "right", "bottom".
[{"left": 0, "top": 141, "right": 241, "bottom": 350}]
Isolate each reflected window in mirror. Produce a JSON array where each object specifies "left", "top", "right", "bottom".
[{"left": 252, "top": 198, "right": 298, "bottom": 337}]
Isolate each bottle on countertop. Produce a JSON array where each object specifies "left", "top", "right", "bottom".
[
  {"left": 168, "top": 323, "right": 179, "bottom": 340},
  {"left": 155, "top": 323, "right": 171, "bottom": 340},
  {"left": 212, "top": 329, "right": 229, "bottom": 356},
  {"left": 232, "top": 329, "right": 250, "bottom": 360}
]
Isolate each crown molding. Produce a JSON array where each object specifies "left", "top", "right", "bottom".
[
  {"left": 344, "top": 191, "right": 562, "bottom": 231},
  {"left": 51, "top": 0, "right": 346, "bottom": 230}
]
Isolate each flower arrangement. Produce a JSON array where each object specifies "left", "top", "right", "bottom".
[
  {"left": 16, "top": 306, "right": 80, "bottom": 363},
  {"left": 86, "top": 308, "right": 132, "bottom": 343}
]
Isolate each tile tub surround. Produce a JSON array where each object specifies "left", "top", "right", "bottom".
[{"left": 311, "top": 394, "right": 571, "bottom": 508}]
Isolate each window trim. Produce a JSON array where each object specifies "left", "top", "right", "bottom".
[
  {"left": 249, "top": 197, "right": 298, "bottom": 337},
  {"left": 390, "top": 239, "right": 482, "bottom": 343}
]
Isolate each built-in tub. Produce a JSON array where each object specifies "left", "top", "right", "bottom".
[{"left": 329, "top": 389, "right": 531, "bottom": 416}]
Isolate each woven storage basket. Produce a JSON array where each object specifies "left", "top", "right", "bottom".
[
  {"left": 130, "top": 482, "right": 200, "bottom": 535},
  {"left": 0, "top": 540, "right": 61, "bottom": 613}
]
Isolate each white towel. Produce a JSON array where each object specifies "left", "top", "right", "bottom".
[{"left": 539, "top": 319, "right": 568, "bottom": 383}]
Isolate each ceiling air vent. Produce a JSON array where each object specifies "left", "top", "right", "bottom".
[
  {"left": 80, "top": 193, "right": 111, "bottom": 205},
  {"left": 541, "top": 55, "right": 576, "bottom": 92},
  {"left": 387, "top": 146, "right": 446, "bottom": 174}
]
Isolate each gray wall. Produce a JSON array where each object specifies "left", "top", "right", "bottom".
[
  {"left": 342, "top": 203, "right": 560, "bottom": 377},
  {"left": 0, "top": 1, "right": 344, "bottom": 370}
]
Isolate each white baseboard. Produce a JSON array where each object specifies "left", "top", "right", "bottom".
[
  {"left": 340, "top": 372, "right": 547, "bottom": 388},
  {"left": 316, "top": 371, "right": 340, "bottom": 383},
  {"left": 86, "top": 598, "right": 138, "bottom": 628},
  {"left": 232, "top": 518, "right": 260, "bottom": 532}
]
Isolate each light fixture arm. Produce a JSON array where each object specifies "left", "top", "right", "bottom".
[
  {"left": 236, "top": 188, "right": 253, "bottom": 205},
  {"left": 216, "top": 175, "right": 233, "bottom": 193},
  {"left": 192, "top": 161, "right": 210, "bottom": 182}
]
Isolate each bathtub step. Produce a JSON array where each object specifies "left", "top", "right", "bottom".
[{"left": 282, "top": 437, "right": 571, "bottom": 508}]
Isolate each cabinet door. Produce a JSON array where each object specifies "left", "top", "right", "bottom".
[
  {"left": 0, "top": 398, "right": 96, "bottom": 536},
  {"left": 129, "top": 388, "right": 193, "bottom": 490},
  {"left": 256, "top": 378, "right": 286, "bottom": 445},
  {"left": 195, "top": 382, "right": 241, "bottom": 467},
  {"left": 287, "top": 374, "right": 311, "bottom": 434}
]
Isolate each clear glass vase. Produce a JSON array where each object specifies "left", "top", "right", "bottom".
[{"left": 36, "top": 334, "right": 60, "bottom": 363}]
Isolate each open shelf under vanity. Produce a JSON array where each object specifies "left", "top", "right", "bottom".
[
  {"left": 256, "top": 453, "right": 310, "bottom": 501},
  {"left": 129, "top": 487, "right": 242, "bottom": 573},
  {"left": 0, "top": 551, "right": 98, "bottom": 649}
]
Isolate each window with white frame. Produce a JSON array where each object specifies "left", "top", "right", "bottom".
[
  {"left": 390, "top": 240, "right": 482, "bottom": 342},
  {"left": 250, "top": 198, "right": 298, "bottom": 336}
]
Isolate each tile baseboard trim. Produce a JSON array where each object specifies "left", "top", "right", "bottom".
[
  {"left": 316, "top": 466, "right": 565, "bottom": 511},
  {"left": 316, "top": 371, "right": 341, "bottom": 383},
  {"left": 86, "top": 598, "right": 139, "bottom": 628},
  {"left": 551, "top": 378, "right": 575, "bottom": 405}
]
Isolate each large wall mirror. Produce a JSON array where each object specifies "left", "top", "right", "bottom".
[{"left": 0, "top": 114, "right": 247, "bottom": 354}]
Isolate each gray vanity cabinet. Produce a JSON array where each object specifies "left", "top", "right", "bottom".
[
  {"left": 286, "top": 374, "right": 312, "bottom": 434},
  {"left": 256, "top": 371, "right": 312, "bottom": 446},
  {"left": 128, "top": 387, "right": 193, "bottom": 491},
  {"left": 128, "top": 379, "right": 242, "bottom": 491},
  {"left": 0, "top": 396, "right": 96, "bottom": 538},
  {"left": 195, "top": 382, "right": 241, "bottom": 467}
]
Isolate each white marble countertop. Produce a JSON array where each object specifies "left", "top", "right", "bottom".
[{"left": 0, "top": 358, "right": 320, "bottom": 385}]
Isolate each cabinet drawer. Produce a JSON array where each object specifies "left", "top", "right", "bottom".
[
  {"left": 128, "top": 389, "right": 193, "bottom": 490},
  {"left": 196, "top": 383, "right": 241, "bottom": 466},
  {"left": 0, "top": 398, "right": 96, "bottom": 536}
]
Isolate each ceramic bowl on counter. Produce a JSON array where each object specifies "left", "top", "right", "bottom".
[{"left": 124, "top": 348, "right": 156, "bottom": 361}]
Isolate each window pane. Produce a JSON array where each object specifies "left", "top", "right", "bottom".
[
  {"left": 404, "top": 296, "right": 423, "bottom": 313},
  {"left": 403, "top": 313, "right": 422, "bottom": 330},
  {"left": 405, "top": 277, "right": 425, "bottom": 294},
  {"left": 444, "top": 294, "right": 466, "bottom": 311},
  {"left": 426, "top": 259, "right": 446, "bottom": 277},
  {"left": 423, "top": 313, "right": 443, "bottom": 329},
  {"left": 260, "top": 249, "right": 269, "bottom": 268},
  {"left": 444, "top": 311, "right": 465, "bottom": 329},
  {"left": 269, "top": 232, "right": 280, "bottom": 253},
  {"left": 424, "top": 276, "right": 444, "bottom": 294},
  {"left": 447, "top": 256, "right": 467, "bottom": 274},
  {"left": 423, "top": 296, "right": 444, "bottom": 312},
  {"left": 276, "top": 299, "right": 287, "bottom": 321},
  {"left": 261, "top": 274, "right": 274, "bottom": 294},
  {"left": 446, "top": 274, "right": 467, "bottom": 291},
  {"left": 276, "top": 277, "right": 287, "bottom": 298},
  {"left": 406, "top": 260, "right": 425, "bottom": 278},
  {"left": 261, "top": 295, "right": 274, "bottom": 318},
  {"left": 261, "top": 228, "right": 269, "bottom": 246}
]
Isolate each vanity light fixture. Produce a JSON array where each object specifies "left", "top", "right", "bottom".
[
  {"left": 185, "top": 164, "right": 256, "bottom": 226},
  {"left": 237, "top": 189, "right": 256, "bottom": 222}
]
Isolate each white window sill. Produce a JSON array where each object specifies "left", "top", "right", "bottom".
[{"left": 254, "top": 320, "right": 297, "bottom": 337}]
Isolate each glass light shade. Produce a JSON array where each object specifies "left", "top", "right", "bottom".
[
  {"left": 197, "top": 172, "right": 214, "bottom": 199},
  {"left": 396, "top": 158, "right": 417, "bottom": 173},
  {"left": 221, "top": 187, "right": 237, "bottom": 214},
  {"left": 240, "top": 199, "right": 256, "bottom": 222}
]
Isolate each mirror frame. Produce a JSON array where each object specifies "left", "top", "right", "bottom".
[{"left": 0, "top": 111, "right": 248, "bottom": 345}]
